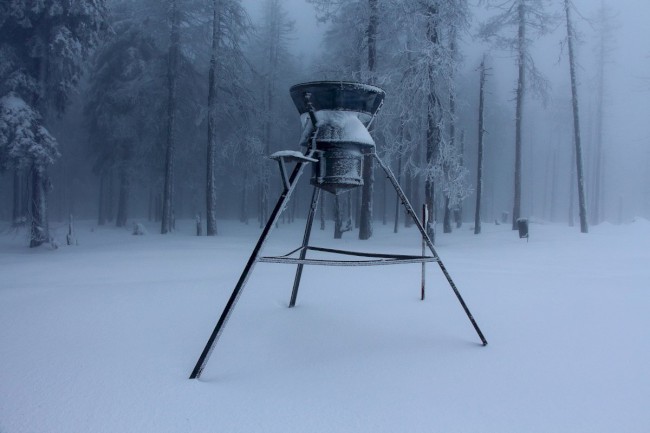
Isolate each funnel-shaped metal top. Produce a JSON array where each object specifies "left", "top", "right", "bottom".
[
  {"left": 290, "top": 81, "right": 385, "bottom": 122},
  {"left": 291, "top": 81, "right": 385, "bottom": 195}
]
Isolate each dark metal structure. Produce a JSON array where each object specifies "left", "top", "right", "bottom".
[
  {"left": 517, "top": 218, "right": 529, "bottom": 240},
  {"left": 189, "top": 81, "right": 487, "bottom": 380}
]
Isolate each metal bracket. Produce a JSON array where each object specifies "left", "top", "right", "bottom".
[{"left": 270, "top": 151, "right": 318, "bottom": 191}]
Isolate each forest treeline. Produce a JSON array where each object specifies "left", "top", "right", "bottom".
[{"left": 0, "top": 0, "right": 631, "bottom": 247}]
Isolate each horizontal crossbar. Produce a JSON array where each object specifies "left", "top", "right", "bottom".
[
  {"left": 259, "top": 245, "right": 439, "bottom": 266},
  {"left": 259, "top": 256, "right": 439, "bottom": 266}
]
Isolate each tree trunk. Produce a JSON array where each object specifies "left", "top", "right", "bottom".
[
  {"left": 512, "top": 0, "right": 525, "bottom": 230},
  {"left": 21, "top": 170, "right": 29, "bottom": 223},
  {"left": 382, "top": 176, "right": 387, "bottom": 225},
  {"left": 569, "top": 142, "right": 576, "bottom": 226},
  {"left": 259, "top": 2, "right": 282, "bottom": 229},
  {"left": 565, "top": 0, "right": 588, "bottom": 233},
  {"left": 240, "top": 183, "right": 248, "bottom": 224},
  {"left": 393, "top": 154, "right": 402, "bottom": 233},
  {"left": 256, "top": 184, "right": 261, "bottom": 226},
  {"left": 155, "top": 193, "right": 162, "bottom": 222},
  {"left": 290, "top": 187, "right": 297, "bottom": 223},
  {"left": 177, "top": 185, "right": 184, "bottom": 223},
  {"left": 590, "top": 0, "right": 611, "bottom": 224},
  {"left": 592, "top": 2, "right": 607, "bottom": 224},
  {"left": 550, "top": 151, "right": 558, "bottom": 221},
  {"left": 444, "top": 27, "right": 458, "bottom": 235},
  {"left": 592, "top": 94, "right": 604, "bottom": 224},
  {"left": 259, "top": 179, "right": 268, "bottom": 228},
  {"left": 12, "top": 169, "right": 27, "bottom": 226},
  {"left": 355, "top": 188, "right": 361, "bottom": 228},
  {"left": 67, "top": 214, "right": 75, "bottom": 246},
  {"left": 116, "top": 163, "right": 130, "bottom": 228},
  {"left": 475, "top": 58, "right": 486, "bottom": 235},
  {"left": 404, "top": 164, "right": 412, "bottom": 228},
  {"left": 367, "top": 0, "right": 378, "bottom": 80},
  {"left": 443, "top": 197, "right": 452, "bottom": 233},
  {"left": 543, "top": 152, "right": 551, "bottom": 220},
  {"left": 12, "top": 170, "right": 21, "bottom": 225},
  {"left": 98, "top": 173, "right": 106, "bottom": 226},
  {"left": 30, "top": 166, "right": 49, "bottom": 247},
  {"left": 346, "top": 190, "right": 353, "bottom": 230},
  {"left": 359, "top": 0, "right": 379, "bottom": 240},
  {"left": 319, "top": 192, "right": 326, "bottom": 230},
  {"left": 206, "top": 0, "right": 222, "bottom": 236},
  {"left": 148, "top": 187, "right": 153, "bottom": 221},
  {"left": 425, "top": 5, "right": 442, "bottom": 243},
  {"left": 161, "top": 0, "right": 180, "bottom": 234},
  {"left": 205, "top": 0, "right": 221, "bottom": 236},
  {"left": 334, "top": 194, "right": 344, "bottom": 239},
  {"left": 358, "top": 155, "right": 374, "bottom": 239},
  {"left": 454, "top": 131, "right": 465, "bottom": 228},
  {"left": 106, "top": 170, "right": 114, "bottom": 222}
]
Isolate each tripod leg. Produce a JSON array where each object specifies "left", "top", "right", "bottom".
[
  {"left": 421, "top": 204, "right": 427, "bottom": 301},
  {"left": 289, "top": 186, "right": 321, "bottom": 308},
  {"left": 374, "top": 154, "right": 488, "bottom": 346},
  {"left": 189, "top": 160, "right": 311, "bottom": 379}
]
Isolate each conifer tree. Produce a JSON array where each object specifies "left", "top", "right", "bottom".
[{"left": 0, "top": 0, "right": 107, "bottom": 246}]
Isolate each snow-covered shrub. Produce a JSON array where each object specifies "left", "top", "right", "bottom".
[{"left": 132, "top": 223, "right": 147, "bottom": 236}]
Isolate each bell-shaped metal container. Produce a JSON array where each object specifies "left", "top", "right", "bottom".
[{"left": 290, "top": 81, "right": 385, "bottom": 195}]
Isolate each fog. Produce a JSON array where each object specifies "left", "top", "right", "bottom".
[
  {"left": 468, "top": 0, "right": 650, "bottom": 222},
  {"left": 1, "top": 0, "right": 649, "bottom": 244}
]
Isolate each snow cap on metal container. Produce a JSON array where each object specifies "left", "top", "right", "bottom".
[{"left": 290, "top": 81, "right": 385, "bottom": 194}]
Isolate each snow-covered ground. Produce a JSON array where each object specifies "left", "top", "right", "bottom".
[{"left": 1, "top": 217, "right": 649, "bottom": 433}]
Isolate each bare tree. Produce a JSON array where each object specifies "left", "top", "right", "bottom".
[
  {"left": 334, "top": 193, "right": 353, "bottom": 238},
  {"left": 454, "top": 130, "right": 465, "bottom": 228},
  {"left": 479, "top": 0, "right": 554, "bottom": 230},
  {"left": 443, "top": 24, "right": 459, "bottom": 234},
  {"left": 206, "top": 0, "right": 223, "bottom": 236},
  {"left": 475, "top": 56, "right": 487, "bottom": 235},
  {"left": 161, "top": 0, "right": 181, "bottom": 234},
  {"left": 358, "top": 0, "right": 379, "bottom": 240},
  {"left": 256, "top": 0, "right": 295, "bottom": 227},
  {"left": 590, "top": 0, "right": 617, "bottom": 224},
  {"left": 424, "top": 3, "right": 443, "bottom": 241},
  {"left": 564, "top": 0, "right": 588, "bottom": 233}
]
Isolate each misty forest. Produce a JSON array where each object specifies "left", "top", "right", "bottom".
[
  {"left": 1, "top": 0, "right": 648, "bottom": 244},
  {"left": 1, "top": 1, "right": 650, "bottom": 432}
]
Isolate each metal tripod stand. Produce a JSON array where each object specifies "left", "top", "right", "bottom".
[{"left": 189, "top": 150, "right": 487, "bottom": 380}]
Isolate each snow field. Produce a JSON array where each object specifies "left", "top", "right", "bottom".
[{"left": 1, "top": 218, "right": 649, "bottom": 433}]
